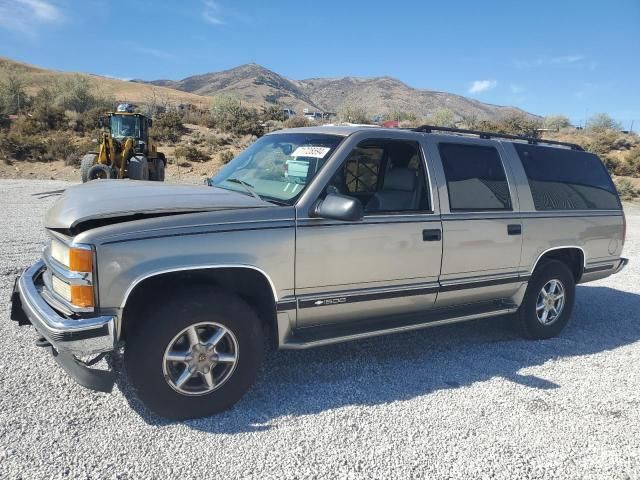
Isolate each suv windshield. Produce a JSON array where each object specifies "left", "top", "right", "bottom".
[
  {"left": 210, "top": 133, "right": 343, "bottom": 204},
  {"left": 111, "top": 115, "right": 141, "bottom": 138}
]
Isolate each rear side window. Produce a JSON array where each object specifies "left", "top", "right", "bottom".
[
  {"left": 439, "top": 143, "right": 512, "bottom": 211},
  {"left": 514, "top": 144, "right": 620, "bottom": 210}
]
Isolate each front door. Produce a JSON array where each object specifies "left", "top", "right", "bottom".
[{"left": 295, "top": 138, "right": 443, "bottom": 327}]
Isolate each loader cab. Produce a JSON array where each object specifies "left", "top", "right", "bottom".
[{"left": 110, "top": 114, "right": 145, "bottom": 141}]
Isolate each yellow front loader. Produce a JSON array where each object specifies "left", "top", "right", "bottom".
[{"left": 81, "top": 104, "right": 166, "bottom": 182}]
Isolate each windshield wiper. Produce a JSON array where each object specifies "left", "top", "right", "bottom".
[{"left": 225, "top": 177, "right": 262, "bottom": 201}]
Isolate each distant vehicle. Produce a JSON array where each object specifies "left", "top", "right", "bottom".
[
  {"left": 382, "top": 120, "right": 400, "bottom": 128},
  {"left": 304, "top": 112, "right": 324, "bottom": 121},
  {"left": 282, "top": 108, "right": 296, "bottom": 119},
  {"left": 372, "top": 114, "right": 385, "bottom": 123}
]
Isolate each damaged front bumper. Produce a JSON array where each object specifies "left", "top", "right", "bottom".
[{"left": 10, "top": 260, "right": 116, "bottom": 392}]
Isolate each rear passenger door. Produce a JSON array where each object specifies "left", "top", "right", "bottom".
[{"left": 427, "top": 139, "right": 524, "bottom": 307}]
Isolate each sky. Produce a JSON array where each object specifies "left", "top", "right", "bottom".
[{"left": 1, "top": 0, "right": 639, "bottom": 126}]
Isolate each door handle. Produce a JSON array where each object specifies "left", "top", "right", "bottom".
[
  {"left": 507, "top": 224, "right": 522, "bottom": 235},
  {"left": 422, "top": 229, "right": 442, "bottom": 241}
]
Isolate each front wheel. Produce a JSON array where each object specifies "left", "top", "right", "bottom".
[
  {"left": 86, "top": 163, "right": 113, "bottom": 181},
  {"left": 124, "top": 287, "right": 263, "bottom": 419},
  {"left": 516, "top": 259, "right": 576, "bottom": 339},
  {"left": 80, "top": 154, "right": 97, "bottom": 183}
]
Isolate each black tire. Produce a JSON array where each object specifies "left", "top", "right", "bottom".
[
  {"left": 86, "top": 163, "right": 112, "bottom": 181},
  {"left": 516, "top": 259, "right": 576, "bottom": 339},
  {"left": 124, "top": 287, "right": 263, "bottom": 419},
  {"left": 80, "top": 154, "right": 97, "bottom": 183},
  {"left": 128, "top": 156, "right": 149, "bottom": 180},
  {"left": 150, "top": 157, "right": 165, "bottom": 182}
]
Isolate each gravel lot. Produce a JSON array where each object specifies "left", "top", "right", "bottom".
[{"left": 1, "top": 178, "right": 639, "bottom": 480}]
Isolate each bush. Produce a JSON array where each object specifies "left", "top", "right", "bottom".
[
  {"left": 430, "top": 109, "right": 456, "bottom": 127},
  {"left": 615, "top": 178, "right": 639, "bottom": 201},
  {"left": 623, "top": 147, "right": 640, "bottom": 177},
  {"left": 339, "top": 103, "right": 369, "bottom": 124},
  {"left": 584, "top": 130, "right": 620, "bottom": 156},
  {"left": 586, "top": 113, "right": 621, "bottom": 132},
  {"left": 51, "top": 74, "right": 113, "bottom": 113},
  {"left": 0, "top": 68, "right": 29, "bottom": 115},
  {"left": 219, "top": 150, "right": 234, "bottom": 164},
  {"left": 543, "top": 114, "right": 571, "bottom": 130},
  {"left": 153, "top": 111, "right": 185, "bottom": 142},
  {"left": 174, "top": 145, "right": 209, "bottom": 163},
  {"left": 44, "top": 133, "right": 76, "bottom": 161},
  {"left": 283, "top": 116, "right": 310, "bottom": 128},
  {"left": 29, "top": 87, "right": 66, "bottom": 131},
  {"left": 208, "top": 95, "right": 264, "bottom": 136},
  {"left": 476, "top": 114, "right": 542, "bottom": 138},
  {"left": 0, "top": 132, "right": 46, "bottom": 161},
  {"left": 261, "top": 105, "right": 286, "bottom": 122}
]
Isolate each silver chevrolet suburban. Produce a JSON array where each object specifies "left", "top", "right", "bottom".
[{"left": 11, "top": 125, "right": 629, "bottom": 419}]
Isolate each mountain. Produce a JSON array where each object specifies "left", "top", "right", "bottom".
[
  {"left": 141, "top": 63, "right": 323, "bottom": 113},
  {"left": 139, "top": 64, "right": 538, "bottom": 121},
  {"left": 1, "top": 56, "right": 538, "bottom": 121},
  {"left": 0, "top": 57, "right": 209, "bottom": 107}
]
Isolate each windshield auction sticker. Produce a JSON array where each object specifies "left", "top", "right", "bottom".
[{"left": 292, "top": 146, "right": 331, "bottom": 158}]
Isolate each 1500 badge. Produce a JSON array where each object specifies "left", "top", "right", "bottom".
[{"left": 314, "top": 297, "right": 347, "bottom": 306}]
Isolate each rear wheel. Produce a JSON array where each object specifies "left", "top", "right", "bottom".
[
  {"left": 124, "top": 287, "right": 263, "bottom": 419},
  {"left": 80, "top": 154, "right": 97, "bottom": 183},
  {"left": 516, "top": 259, "right": 576, "bottom": 339},
  {"left": 150, "top": 157, "right": 165, "bottom": 182},
  {"left": 86, "top": 163, "right": 112, "bottom": 181},
  {"left": 128, "top": 156, "right": 149, "bottom": 180}
]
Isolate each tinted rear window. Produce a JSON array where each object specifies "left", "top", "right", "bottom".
[
  {"left": 439, "top": 143, "right": 512, "bottom": 211},
  {"left": 514, "top": 144, "right": 620, "bottom": 210}
]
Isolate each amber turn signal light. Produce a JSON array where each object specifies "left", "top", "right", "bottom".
[
  {"left": 69, "top": 247, "right": 93, "bottom": 273},
  {"left": 70, "top": 285, "right": 95, "bottom": 308}
]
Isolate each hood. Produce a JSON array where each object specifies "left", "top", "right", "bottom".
[{"left": 45, "top": 180, "right": 269, "bottom": 232}]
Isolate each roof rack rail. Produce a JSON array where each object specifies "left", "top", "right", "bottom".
[{"left": 410, "top": 125, "right": 584, "bottom": 151}]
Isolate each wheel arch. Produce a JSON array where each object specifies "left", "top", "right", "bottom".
[
  {"left": 120, "top": 265, "right": 278, "bottom": 342},
  {"left": 530, "top": 246, "right": 585, "bottom": 282}
]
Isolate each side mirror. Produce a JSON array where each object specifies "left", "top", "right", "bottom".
[
  {"left": 148, "top": 119, "right": 153, "bottom": 127},
  {"left": 312, "top": 193, "right": 363, "bottom": 222},
  {"left": 98, "top": 117, "right": 106, "bottom": 128}
]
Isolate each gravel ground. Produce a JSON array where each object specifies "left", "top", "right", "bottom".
[{"left": 1, "top": 178, "right": 639, "bottom": 480}]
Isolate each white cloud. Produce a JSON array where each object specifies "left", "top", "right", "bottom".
[
  {"left": 0, "top": 0, "right": 63, "bottom": 34},
  {"left": 515, "top": 54, "right": 587, "bottom": 69},
  {"left": 550, "top": 55, "right": 585, "bottom": 64},
  {"left": 202, "top": 0, "right": 224, "bottom": 25},
  {"left": 468, "top": 80, "right": 497, "bottom": 94},
  {"left": 134, "top": 46, "right": 176, "bottom": 60}
]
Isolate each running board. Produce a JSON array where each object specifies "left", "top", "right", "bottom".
[{"left": 281, "top": 302, "right": 518, "bottom": 349}]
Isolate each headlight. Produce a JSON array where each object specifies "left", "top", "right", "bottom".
[
  {"left": 49, "top": 240, "right": 96, "bottom": 309},
  {"left": 50, "top": 240, "right": 93, "bottom": 273}
]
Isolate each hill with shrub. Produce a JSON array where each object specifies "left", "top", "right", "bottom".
[{"left": 0, "top": 57, "right": 638, "bottom": 199}]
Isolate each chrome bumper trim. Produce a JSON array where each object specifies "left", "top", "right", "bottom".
[{"left": 17, "top": 261, "right": 115, "bottom": 356}]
